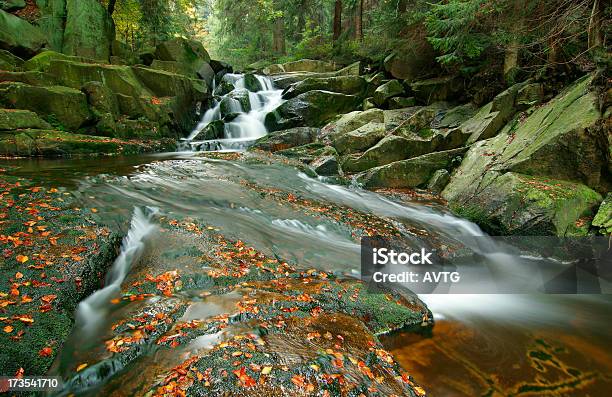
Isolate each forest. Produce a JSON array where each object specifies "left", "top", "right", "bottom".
[{"left": 0, "top": 0, "right": 611, "bottom": 396}]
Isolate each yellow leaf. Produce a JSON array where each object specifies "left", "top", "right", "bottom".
[
  {"left": 261, "top": 366, "right": 272, "bottom": 375},
  {"left": 76, "top": 363, "right": 88, "bottom": 372},
  {"left": 3, "top": 325, "right": 13, "bottom": 333},
  {"left": 16, "top": 255, "right": 28, "bottom": 264},
  {"left": 15, "top": 272, "right": 23, "bottom": 279}
]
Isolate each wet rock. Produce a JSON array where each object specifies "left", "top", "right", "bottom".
[
  {"left": 196, "top": 62, "right": 215, "bottom": 87},
  {"left": 252, "top": 127, "right": 319, "bottom": 152},
  {"left": 265, "top": 90, "right": 361, "bottom": 131},
  {"left": 0, "top": 9, "right": 47, "bottom": 58},
  {"left": 63, "top": 0, "right": 115, "bottom": 61},
  {"left": 0, "top": 108, "right": 52, "bottom": 130},
  {"left": 356, "top": 148, "right": 467, "bottom": 188},
  {"left": 373, "top": 80, "right": 404, "bottom": 106},
  {"left": 389, "top": 97, "right": 416, "bottom": 109},
  {"left": 0, "top": 82, "right": 91, "bottom": 129},
  {"left": 592, "top": 193, "right": 612, "bottom": 235},
  {"left": 154, "top": 37, "right": 211, "bottom": 76},
  {"left": 410, "top": 76, "right": 463, "bottom": 104},
  {"left": 243, "top": 73, "right": 263, "bottom": 92},
  {"left": 226, "top": 88, "right": 251, "bottom": 112},
  {"left": 282, "top": 76, "right": 367, "bottom": 99},
  {"left": 199, "top": 119, "right": 225, "bottom": 140},
  {"left": 427, "top": 169, "right": 451, "bottom": 194},
  {"left": 311, "top": 154, "right": 340, "bottom": 176},
  {"left": 332, "top": 122, "right": 386, "bottom": 154}
]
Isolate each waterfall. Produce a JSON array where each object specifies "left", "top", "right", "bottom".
[
  {"left": 183, "top": 73, "right": 283, "bottom": 152},
  {"left": 75, "top": 207, "right": 158, "bottom": 334}
]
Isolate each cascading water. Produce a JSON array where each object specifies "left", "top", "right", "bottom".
[{"left": 183, "top": 73, "right": 283, "bottom": 152}]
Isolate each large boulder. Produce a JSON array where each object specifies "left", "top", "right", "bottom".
[
  {"left": 0, "top": 82, "right": 90, "bottom": 129},
  {"left": 0, "top": 108, "right": 52, "bottom": 130},
  {"left": 592, "top": 193, "right": 612, "bottom": 235},
  {"left": 342, "top": 135, "right": 414, "bottom": 173},
  {"left": 150, "top": 60, "right": 194, "bottom": 77},
  {"left": 0, "top": 9, "right": 47, "bottom": 57},
  {"left": 35, "top": 0, "right": 66, "bottom": 52},
  {"left": 265, "top": 90, "right": 361, "bottom": 131},
  {"left": 131, "top": 66, "right": 208, "bottom": 99},
  {"left": 155, "top": 38, "right": 210, "bottom": 77},
  {"left": 356, "top": 148, "right": 467, "bottom": 188},
  {"left": 442, "top": 74, "right": 607, "bottom": 236},
  {"left": 0, "top": 70, "right": 57, "bottom": 86},
  {"left": 320, "top": 108, "right": 384, "bottom": 140},
  {"left": 62, "top": 0, "right": 115, "bottom": 61},
  {"left": 383, "top": 44, "right": 436, "bottom": 82},
  {"left": 332, "top": 122, "right": 386, "bottom": 154},
  {"left": 22, "top": 50, "right": 95, "bottom": 71},
  {"left": 81, "top": 81, "right": 120, "bottom": 116},
  {"left": 282, "top": 76, "right": 368, "bottom": 99},
  {"left": 269, "top": 62, "right": 360, "bottom": 90},
  {"left": 252, "top": 127, "right": 319, "bottom": 152}
]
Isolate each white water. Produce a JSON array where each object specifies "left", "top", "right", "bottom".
[
  {"left": 75, "top": 207, "right": 158, "bottom": 334},
  {"left": 184, "top": 73, "right": 283, "bottom": 151}
]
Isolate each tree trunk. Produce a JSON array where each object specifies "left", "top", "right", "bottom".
[
  {"left": 588, "top": 0, "right": 603, "bottom": 49},
  {"left": 503, "top": 0, "right": 522, "bottom": 82},
  {"left": 355, "top": 0, "right": 363, "bottom": 41},
  {"left": 333, "top": 0, "right": 342, "bottom": 41},
  {"left": 273, "top": 17, "right": 286, "bottom": 55},
  {"left": 108, "top": 0, "right": 117, "bottom": 15}
]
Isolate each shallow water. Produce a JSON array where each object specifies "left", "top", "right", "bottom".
[{"left": 4, "top": 151, "right": 611, "bottom": 396}]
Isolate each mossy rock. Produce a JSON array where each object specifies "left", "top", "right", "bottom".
[
  {"left": 282, "top": 76, "right": 368, "bottom": 99},
  {"left": 410, "top": 76, "right": 463, "bottom": 104},
  {"left": 332, "top": 121, "right": 386, "bottom": 155},
  {"left": 0, "top": 9, "right": 47, "bottom": 57},
  {"left": 0, "top": 70, "right": 57, "bottom": 86},
  {"left": 154, "top": 37, "right": 210, "bottom": 76},
  {"left": 62, "top": 0, "right": 115, "bottom": 61},
  {"left": 150, "top": 59, "right": 194, "bottom": 77},
  {"left": 592, "top": 193, "right": 612, "bottom": 235},
  {"left": 321, "top": 108, "right": 384, "bottom": 140},
  {"left": 0, "top": 108, "right": 52, "bottom": 130},
  {"left": 0, "top": 82, "right": 91, "bottom": 129},
  {"left": 22, "top": 50, "right": 96, "bottom": 72},
  {"left": 373, "top": 79, "right": 404, "bottom": 106},
  {"left": 0, "top": 48, "right": 23, "bottom": 71},
  {"left": 252, "top": 127, "right": 319, "bottom": 152},
  {"left": 81, "top": 81, "right": 120, "bottom": 116},
  {"left": 356, "top": 147, "right": 467, "bottom": 188}
]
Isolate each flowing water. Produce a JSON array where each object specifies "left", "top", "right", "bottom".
[{"left": 2, "top": 73, "right": 610, "bottom": 396}]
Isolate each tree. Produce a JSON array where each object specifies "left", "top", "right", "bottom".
[{"left": 333, "top": 0, "right": 342, "bottom": 41}]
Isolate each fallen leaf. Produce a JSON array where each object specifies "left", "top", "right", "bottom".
[
  {"left": 16, "top": 255, "right": 28, "bottom": 263},
  {"left": 76, "top": 363, "right": 88, "bottom": 372}
]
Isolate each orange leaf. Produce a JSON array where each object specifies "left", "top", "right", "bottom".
[
  {"left": 16, "top": 255, "right": 28, "bottom": 263},
  {"left": 39, "top": 347, "right": 53, "bottom": 357},
  {"left": 76, "top": 363, "right": 88, "bottom": 372},
  {"left": 3, "top": 325, "right": 13, "bottom": 333},
  {"left": 15, "top": 272, "right": 23, "bottom": 279}
]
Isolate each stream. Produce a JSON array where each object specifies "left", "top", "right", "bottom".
[{"left": 2, "top": 73, "right": 610, "bottom": 396}]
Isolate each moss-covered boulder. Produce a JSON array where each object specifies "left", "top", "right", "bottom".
[
  {"left": 62, "top": 0, "right": 114, "bottom": 61},
  {"left": 154, "top": 37, "right": 210, "bottom": 76},
  {"left": 332, "top": 122, "right": 386, "bottom": 154},
  {"left": 320, "top": 108, "right": 384, "bottom": 140},
  {"left": 449, "top": 172, "right": 602, "bottom": 236},
  {"left": 22, "top": 50, "right": 95, "bottom": 72},
  {"left": 342, "top": 135, "right": 414, "bottom": 173},
  {"left": 0, "top": 108, "right": 52, "bottom": 130},
  {"left": 150, "top": 59, "right": 193, "bottom": 77},
  {"left": 0, "top": 0, "right": 26, "bottom": 11},
  {"left": 0, "top": 70, "right": 57, "bottom": 86},
  {"left": 263, "top": 58, "right": 336, "bottom": 74},
  {"left": 81, "top": 81, "right": 120, "bottom": 116},
  {"left": 373, "top": 80, "right": 405, "bottom": 106},
  {"left": 0, "top": 48, "right": 23, "bottom": 71},
  {"left": 0, "top": 82, "right": 91, "bottom": 129},
  {"left": 442, "top": 74, "right": 607, "bottom": 236},
  {"left": 389, "top": 97, "right": 416, "bottom": 109},
  {"left": 0, "top": 9, "right": 47, "bottom": 57},
  {"left": 427, "top": 169, "right": 451, "bottom": 194},
  {"left": 592, "top": 193, "right": 612, "bottom": 235},
  {"left": 47, "top": 59, "right": 151, "bottom": 97},
  {"left": 265, "top": 90, "right": 361, "bottom": 131},
  {"left": 252, "top": 127, "right": 319, "bottom": 152},
  {"left": 356, "top": 148, "right": 467, "bottom": 188},
  {"left": 282, "top": 76, "right": 368, "bottom": 99},
  {"left": 131, "top": 66, "right": 208, "bottom": 99},
  {"left": 461, "top": 102, "right": 508, "bottom": 145},
  {"left": 383, "top": 44, "right": 436, "bottom": 82}
]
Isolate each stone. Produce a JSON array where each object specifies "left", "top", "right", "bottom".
[
  {"left": 342, "top": 135, "right": 413, "bottom": 173},
  {"left": 265, "top": 91, "right": 361, "bottom": 131},
  {"left": 155, "top": 38, "right": 210, "bottom": 75},
  {"left": 81, "top": 81, "right": 120, "bottom": 116},
  {"left": 219, "top": 97, "right": 244, "bottom": 117},
  {"left": 388, "top": 97, "right": 416, "bottom": 109},
  {"left": 0, "top": 49, "right": 23, "bottom": 71},
  {"left": 243, "top": 73, "right": 263, "bottom": 92},
  {"left": 209, "top": 59, "right": 232, "bottom": 74},
  {"left": 448, "top": 172, "right": 602, "bottom": 236},
  {"left": 196, "top": 62, "right": 215, "bottom": 87},
  {"left": 427, "top": 169, "right": 450, "bottom": 194},
  {"left": 442, "top": 74, "right": 607, "bottom": 235},
  {"left": 433, "top": 103, "right": 478, "bottom": 129},
  {"left": 282, "top": 76, "right": 367, "bottom": 99},
  {"left": 311, "top": 155, "right": 340, "bottom": 176},
  {"left": 592, "top": 193, "right": 612, "bottom": 235},
  {"left": 252, "top": 127, "right": 319, "bottom": 152},
  {"left": 111, "top": 40, "right": 137, "bottom": 64},
  {"left": 410, "top": 76, "right": 463, "bottom": 104},
  {"left": 363, "top": 97, "right": 376, "bottom": 110},
  {"left": 63, "top": 0, "right": 115, "bottom": 61},
  {"left": 320, "top": 108, "right": 384, "bottom": 140},
  {"left": 150, "top": 60, "right": 193, "bottom": 77},
  {"left": 263, "top": 59, "right": 336, "bottom": 74},
  {"left": 373, "top": 80, "right": 404, "bottom": 106},
  {"left": 0, "top": 0, "right": 26, "bottom": 12},
  {"left": 199, "top": 119, "right": 225, "bottom": 140},
  {"left": 225, "top": 89, "right": 251, "bottom": 113},
  {"left": 0, "top": 70, "right": 57, "bottom": 86},
  {"left": 35, "top": 0, "right": 66, "bottom": 52},
  {"left": 462, "top": 102, "right": 507, "bottom": 145},
  {"left": 0, "top": 9, "right": 47, "bottom": 58},
  {"left": 356, "top": 148, "right": 467, "bottom": 188},
  {"left": 0, "top": 82, "right": 91, "bottom": 129},
  {"left": 383, "top": 45, "right": 436, "bottom": 82},
  {"left": 132, "top": 66, "right": 208, "bottom": 100},
  {"left": 332, "top": 122, "right": 386, "bottom": 154},
  {"left": 516, "top": 83, "right": 545, "bottom": 108},
  {"left": 0, "top": 108, "right": 52, "bottom": 130},
  {"left": 22, "top": 50, "right": 95, "bottom": 72}
]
